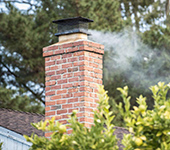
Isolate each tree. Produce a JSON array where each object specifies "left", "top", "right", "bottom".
[
  {"left": 118, "top": 82, "right": 170, "bottom": 149},
  {"left": 24, "top": 86, "right": 118, "bottom": 150},
  {"left": 0, "top": 0, "right": 124, "bottom": 113}
]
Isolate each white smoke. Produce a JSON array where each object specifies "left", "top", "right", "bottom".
[{"left": 89, "top": 28, "right": 170, "bottom": 89}]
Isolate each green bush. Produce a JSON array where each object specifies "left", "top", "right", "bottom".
[
  {"left": 25, "top": 82, "right": 170, "bottom": 150},
  {"left": 24, "top": 85, "right": 118, "bottom": 150},
  {"left": 117, "top": 82, "right": 170, "bottom": 150}
]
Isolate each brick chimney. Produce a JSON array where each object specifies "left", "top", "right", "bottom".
[{"left": 43, "top": 17, "right": 104, "bottom": 137}]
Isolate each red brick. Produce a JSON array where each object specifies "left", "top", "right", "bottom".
[
  {"left": 57, "top": 89, "right": 67, "bottom": 94},
  {"left": 58, "top": 79, "right": 67, "bottom": 84},
  {"left": 62, "top": 53, "right": 72, "bottom": 58},
  {"left": 45, "top": 111, "right": 55, "bottom": 116},
  {"left": 62, "top": 63, "right": 72, "bottom": 68},
  {"left": 89, "top": 62, "right": 98, "bottom": 68},
  {"left": 74, "top": 103, "right": 84, "bottom": 107},
  {"left": 73, "top": 61, "right": 88, "bottom": 66},
  {"left": 79, "top": 87, "right": 93, "bottom": 92},
  {"left": 43, "top": 51, "right": 53, "bottom": 57},
  {"left": 57, "top": 109, "right": 67, "bottom": 114},
  {"left": 45, "top": 77, "right": 50, "bottom": 81},
  {"left": 84, "top": 108, "right": 93, "bottom": 112},
  {"left": 45, "top": 107, "right": 50, "bottom": 111},
  {"left": 94, "top": 69, "right": 102, "bottom": 74},
  {"left": 73, "top": 41, "right": 88, "bottom": 46},
  {"left": 51, "top": 85, "right": 61, "bottom": 90},
  {"left": 62, "top": 93, "right": 73, "bottom": 98},
  {"left": 46, "top": 81, "right": 56, "bottom": 86},
  {"left": 45, "top": 87, "right": 50, "bottom": 91},
  {"left": 80, "top": 76, "right": 93, "bottom": 82},
  {"left": 79, "top": 66, "right": 93, "bottom": 71},
  {"left": 63, "top": 43, "right": 73, "bottom": 48},
  {"left": 45, "top": 132, "right": 53, "bottom": 137},
  {"left": 55, "top": 115, "right": 62, "bottom": 120},
  {"left": 68, "top": 108, "right": 79, "bottom": 113},
  {"left": 68, "top": 77, "right": 78, "bottom": 82},
  {"left": 45, "top": 61, "right": 55, "bottom": 67},
  {"left": 63, "top": 73, "right": 73, "bottom": 78},
  {"left": 51, "top": 66, "right": 60, "bottom": 70},
  {"left": 51, "top": 95, "right": 61, "bottom": 100},
  {"left": 51, "top": 75, "right": 61, "bottom": 80},
  {"left": 62, "top": 104, "right": 73, "bottom": 109},
  {"left": 73, "top": 51, "right": 85, "bottom": 56},
  {"left": 68, "top": 57, "right": 78, "bottom": 62},
  {"left": 79, "top": 117, "right": 94, "bottom": 123},
  {"left": 57, "top": 59, "right": 66, "bottom": 64},
  {"left": 51, "top": 55, "right": 61, "bottom": 60},
  {"left": 46, "top": 91, "right": 55, "bottom": 96},
  {"left": 74, "top": 92, "right": 87, "bottom": 97},
  {"left": 94, "top": 58, "right": 102, "bottom": 64},
  {"left": 46, "top": 71, "right": 55, "bottom": 76},
  {"left": 62, "top": 114, "right": 69, "bottom": 119},
  {"left": 76, "top": 112, "right": 84, "bottom": 117},
  {"left": 90, "top": 103, "right": 97, "bottom": 107},
  {"left": 59, "top": 120, "right": 67, "bottom": 124},
  {"left": 80, "top": 97, "right": 93, "bottom": 102},
  {"left": 56, "top": 99, "right": 67, "bottom": 104},
  {"left": 68, "top": 88, "right": 78, "bottom": 93},
  {"left": 45, "top": 67, "right": 50, "bottom": 71},
  {"left": 56, "top": 69, "right": 67, "bottom": 74},
  {"left": 54, "top": 49, "right": 64, "bottom": 55},
  {"left": 67, "top": 47, "right": 78, "bottom": 53},
  {"left": 68, "top": 67, "right": 78, "bottom": 72},
  {"left": 67, "top": 129, "right": 73, "bottom": 134},
  {"left": 45, "top": 57, "right": 50, "bottom": 61},
  {"left": 62, "top": 83, "right": 73, "bottom": 88},
  {"left": 68, "top": 98, "right": 78, "bottom": 103}
]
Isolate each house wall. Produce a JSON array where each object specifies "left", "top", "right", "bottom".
[{"left": 0, "top": 127, "right": 31, "bottom": 150}]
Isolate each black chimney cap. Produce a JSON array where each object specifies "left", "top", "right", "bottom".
[{"left": 53, "top": 17, "right": 93, "bottom": 36}]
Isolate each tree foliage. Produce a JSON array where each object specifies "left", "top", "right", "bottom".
[
  {"left": 0, "top": 0, "right": 170, "bottom": 115},
  {"left": 118, "top": 82, "right": 170, "bottom": 149},
  {"left": 25, "top": 83, "right": 170, "bottom": 149},
  {"left": 24, "top": 85, "right": 118, "bottom": 150}
]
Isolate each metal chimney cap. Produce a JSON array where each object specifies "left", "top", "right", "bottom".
[
  {"left": 53, "top": 17, "right": 93, "bottom": 37},
  {"left": 53, "top": 16, "right": 93, "bottom": 24}
]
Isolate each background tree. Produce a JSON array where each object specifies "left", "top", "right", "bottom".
[{"left": 0, "top": 0, "right": 170, "bottom": 122}]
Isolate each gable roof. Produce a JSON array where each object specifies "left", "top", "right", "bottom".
[
  {"left": 0, "top": 108, "right": 44, "bottom": 136},
  {"left": 0, "top": 108, "right": 129, "bottom": 150}
]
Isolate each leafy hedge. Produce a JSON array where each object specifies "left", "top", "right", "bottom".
[{"left": 24, "top": 82, "right": 170, "bottom": 150}]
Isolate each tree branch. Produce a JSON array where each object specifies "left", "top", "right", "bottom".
[
  {"left": 0, "top": 0, "right": 38, "bottom": 7},
  {"left": 0, "top": 60, "right": 45, "bottom": 104}
]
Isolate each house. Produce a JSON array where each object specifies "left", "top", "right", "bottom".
[{"left": 0, "top": 108, "right": 44, "bottom": 150}]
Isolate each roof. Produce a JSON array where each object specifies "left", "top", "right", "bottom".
[
  {"left": 0, "top": 108, "right": 44, "bottom": 136},
  {"left": 113, "top": 126, "right": 130, "bottom": 150},
  {"left": 0, "top": 108, "right": 129, "bottom": 150}
]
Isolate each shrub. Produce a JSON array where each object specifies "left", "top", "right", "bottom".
[
  {"left": 117, "top": 82, "right": 170, "bottom": 150},
  {"left": 24, "top": 85, "right": 118, "bottom": 150}
]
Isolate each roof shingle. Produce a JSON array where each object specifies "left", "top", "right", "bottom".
[{"left": 0, "top": 108, "right": 44, "bottom": 136}]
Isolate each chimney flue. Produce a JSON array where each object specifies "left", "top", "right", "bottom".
[{"left": 53, "top": 17, "right": 93, "bottom": 43}]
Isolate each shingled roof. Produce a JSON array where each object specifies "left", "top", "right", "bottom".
[
  {"left": 0, "top": 108, "right": 44, "bottom": 136},
  {"left": 0, "top": 108, "right": 129, "bottom": 150}
]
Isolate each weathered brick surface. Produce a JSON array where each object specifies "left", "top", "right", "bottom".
[{"left": 43, "top": 40, "right": 104, "bottom": 137}]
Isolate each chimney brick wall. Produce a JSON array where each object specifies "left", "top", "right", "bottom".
[{"left": 43, "top": 40, "right": 104, "bottom": 136}]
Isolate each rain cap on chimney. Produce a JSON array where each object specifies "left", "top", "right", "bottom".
[{"left": 53, "top": 17, "right": 93, "bottom": 43}]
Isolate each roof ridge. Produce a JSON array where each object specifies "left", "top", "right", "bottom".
[{"left": 0, "top": 108, "right": 44, "bottom": 117}]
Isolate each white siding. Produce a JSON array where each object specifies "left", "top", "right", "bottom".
[{"left": 0, "top": 127, "right": 32, "bottom": 150}]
